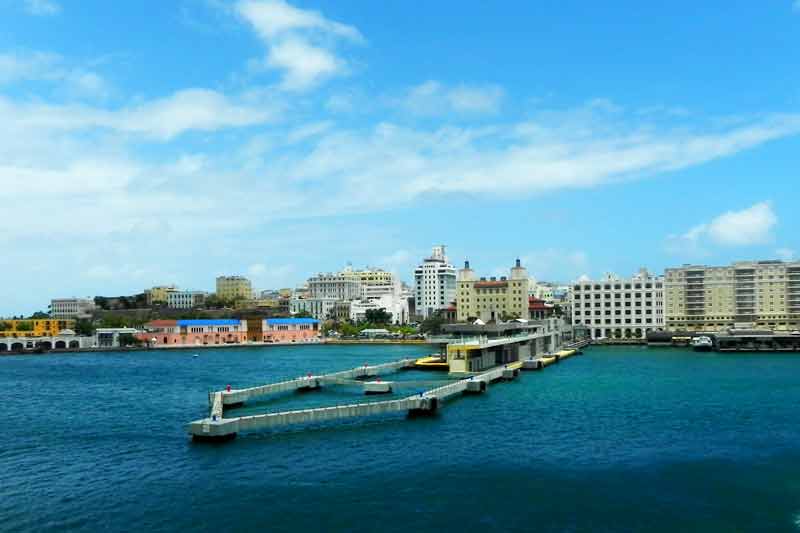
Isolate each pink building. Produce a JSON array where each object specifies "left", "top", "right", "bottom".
[
  {"left": 262, "top": 318, "right": 321, "bottom": 343},
  {"left": 138, "top": 319, "right": 247, "bottom": 346}
]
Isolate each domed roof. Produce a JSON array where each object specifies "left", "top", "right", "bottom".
[{"left": 59, "top": 329, "right": 76, "bottom": 336}]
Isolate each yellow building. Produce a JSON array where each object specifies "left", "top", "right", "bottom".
[
  {"left": 146, "top": 285, "right": 178, "bottom": 305},
  {"left": 0, "top": 319, "right": 76, "bottom": 338},
  {"left": 456, "top": 259, "right": 530, "bottom": 322},
  {"left": 216, "top": 276, "right": 253, "bottom": 301},
  {"left": 341, "top": 266, "right": 395, "bottom": 285},
  {"left": 665, "top": 260, "right": 800, "bottom": 331}
]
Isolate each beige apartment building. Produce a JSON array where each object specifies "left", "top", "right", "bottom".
[
  {"left": 215, "top": 276, "right": 253, "bottom": 301},
  {"left": 665, "top": 260, "right": 800, "bottom": 332},
  {"left": 456, "top": 259, "right": 530, "bottom": 322}
]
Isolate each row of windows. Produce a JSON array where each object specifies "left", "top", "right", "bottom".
[
  {"left": 574, "top": 292, "right": 659, "bottom": 299},
  {"left": 576, "top": 318, "right": 656, "bottom": 325},
  {"left": 574, "top": 283, "right": 662, "bottom": 291},
  {"left": 576, "top": 309, "right": 657, "bottom": 315}
]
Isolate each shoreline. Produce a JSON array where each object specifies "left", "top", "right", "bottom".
[{"left": 0, "top": 338, "right": 435, "bottom": 357}]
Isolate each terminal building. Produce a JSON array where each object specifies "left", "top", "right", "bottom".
[
  {"left": 664, "top": 260, "right": 800, "bottom": 332},
  {"left": 571, "top": 268, "right": 664, "bottom": 340}
]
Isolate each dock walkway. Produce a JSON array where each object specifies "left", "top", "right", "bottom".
[{"left": 188, "top": 351, "right": 581, "bottom": 442}]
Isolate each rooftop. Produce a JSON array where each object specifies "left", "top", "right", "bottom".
[
  {"left": 177, "top": 319, "right": 241, "bottom": 326},
  {"left": 266, "top": 318, "right": 320, "bottom": 325}
]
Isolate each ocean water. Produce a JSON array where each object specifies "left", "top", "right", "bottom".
[{"left": 2, "top": 344, "right": 800, "bottom": 532}]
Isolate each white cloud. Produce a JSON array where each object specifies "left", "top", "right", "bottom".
[
  {"left": 236, "top": 0, "right": 362, "bottom": 91},
  {"left": 402, "top": 80, "right": 504, "bottom": 116},
  {"left": 0, "top": 88, "right": 278, "bottom": 140},
  {"left": 24, "top": 0, "right": 61, "bottom": 16},
  {"left": 705, "top": 202, "right": 777, "bottom": 246},
  {"left": 668, "top": 202, "right": 778, "bottom": 253},
  {"left": 516, "top": 249, "right": 589, "bottom": 282},
  {"left": 0, "top": 51, "right": 109, "bottom": 97},
  {"left": 776, "top": 248, "right": 795, "bottom": 261},
  {"left": 236, "top": 0, "right": 362, "bottom": 41},
  {"left": 265, "top": 38, "right": 343, "bottom": 90}
]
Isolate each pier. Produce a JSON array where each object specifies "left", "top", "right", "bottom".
[
  {"left": 188, "top": 346, "right": 585, "bottom": 442},
  {"left": 218, "top": 358, "right": 418, "bottom": 407}
]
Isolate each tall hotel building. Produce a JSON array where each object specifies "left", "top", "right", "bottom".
[
  {"left": 414, "top": 245, "right": 457, "bottom": 319},
  {"left": 664, "top": 260, "right": 800, "bottom": 332},
  {"left": 571, "top": 268, "right": 665, "bottom": 339}
]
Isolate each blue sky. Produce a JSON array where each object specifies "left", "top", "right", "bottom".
[{"left": 2, "top": 0, "right": 800, "bottom": 315}]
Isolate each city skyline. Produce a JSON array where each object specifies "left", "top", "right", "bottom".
[{"left": 3, "top": 1, "right": 800, "bottom": 315}]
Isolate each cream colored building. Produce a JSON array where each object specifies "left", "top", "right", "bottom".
[
  {"left": 215, "top": 276, "right": 253, "bottom": 301},
  {"left": 456, "top": 259, "right": 530, "bottom": 322},
  {"left": 145, "top": 285, "right": 178, "bottom": 305},
  {"left": 664, "top": 260, "right": 800, "bottom": 332},
  {"left": 571, "top": 268, "right": 664, "bottom": 339}
]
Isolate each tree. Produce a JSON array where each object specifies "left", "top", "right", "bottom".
[
  {"left": 364, "top": 308, "right": 392, "bottom": 324},
  {"left": 420, "top": 314, "right": 445, "bottom": 335},
  {"left": 0, "top": 321, "right": 11, "bottom": 331},
  {"left": 75, "top": 319, "right": 94, "bottom": 336},
  {"left": 29, "top": 311, "right": 50, "bottom": 319},
  {"left": 15, "top": 321, "right": 33, "bottom": 332},
  {"left": 339, "top": 322, "right": 360, "bottom": 337},
  {"left": 293, "top": 310, "right": 313, "bottom": 318}
]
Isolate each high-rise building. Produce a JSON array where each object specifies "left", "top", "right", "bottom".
[
  {"left": 414, "top": 245, "right": 457, "bottom": 319},
  {"left": 456, "top": 259, "right": 530, "bottom": 322},
  {"left": 571, "top": 268, "right": 664, "bottom": 339},
  {"left": 664, "top": 260, "right": 800, "bottom": 332},
  {"left": 49, "top": 298, "right": 96, "bottom": 319},
  {"left": 215, "top": 276, "right": 253, "bottom": 301}
]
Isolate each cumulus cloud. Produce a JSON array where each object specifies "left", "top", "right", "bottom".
[
  {"left": 236, "top": 0, "right": 362, "bottom": 90},
  {"left": 24, "top": 0, "right": 60, "bottom": 16},
  {"left": 402, "top": 80, "right": 504, "bottom": 115},
  {"left": 668, "top": 202, "right": 778, "bottom": 254}
]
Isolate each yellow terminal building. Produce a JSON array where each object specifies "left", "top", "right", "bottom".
[{"left": 0, "top": 319, "right": 76, "bottom": 338}]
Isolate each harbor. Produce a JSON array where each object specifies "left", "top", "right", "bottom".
[{"left": 5, "top": 343, "right": 800, "bottom": 532}]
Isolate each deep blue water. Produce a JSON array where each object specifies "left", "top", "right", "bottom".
[{"left": 3, "top": 344, "right": 800, "bottom": 532}]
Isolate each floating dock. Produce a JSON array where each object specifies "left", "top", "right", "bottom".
[{"left": 188, "top": 349, "right": 584, "bottom": 442}]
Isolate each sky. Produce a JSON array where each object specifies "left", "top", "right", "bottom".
[{"left": 2, "top": 0, "right": 800, "bottom": 315}]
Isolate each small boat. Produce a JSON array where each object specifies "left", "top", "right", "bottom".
[
  {"left": 193, "top": 353, "right": 199, "bottom": 358},
  {"left": 691, "top": 336, "right": 713, "bottom": 352},
  {"left": 414, "top": 355, "right": 448, "bottom": 370}
]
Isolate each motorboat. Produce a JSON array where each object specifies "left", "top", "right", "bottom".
[{"left": 691, "top": 335, "right": 714, "bottom": 352}]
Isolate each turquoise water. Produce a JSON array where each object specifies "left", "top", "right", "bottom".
[{"left": 2, "top": 344, "right": 800, "bottom": 532}]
